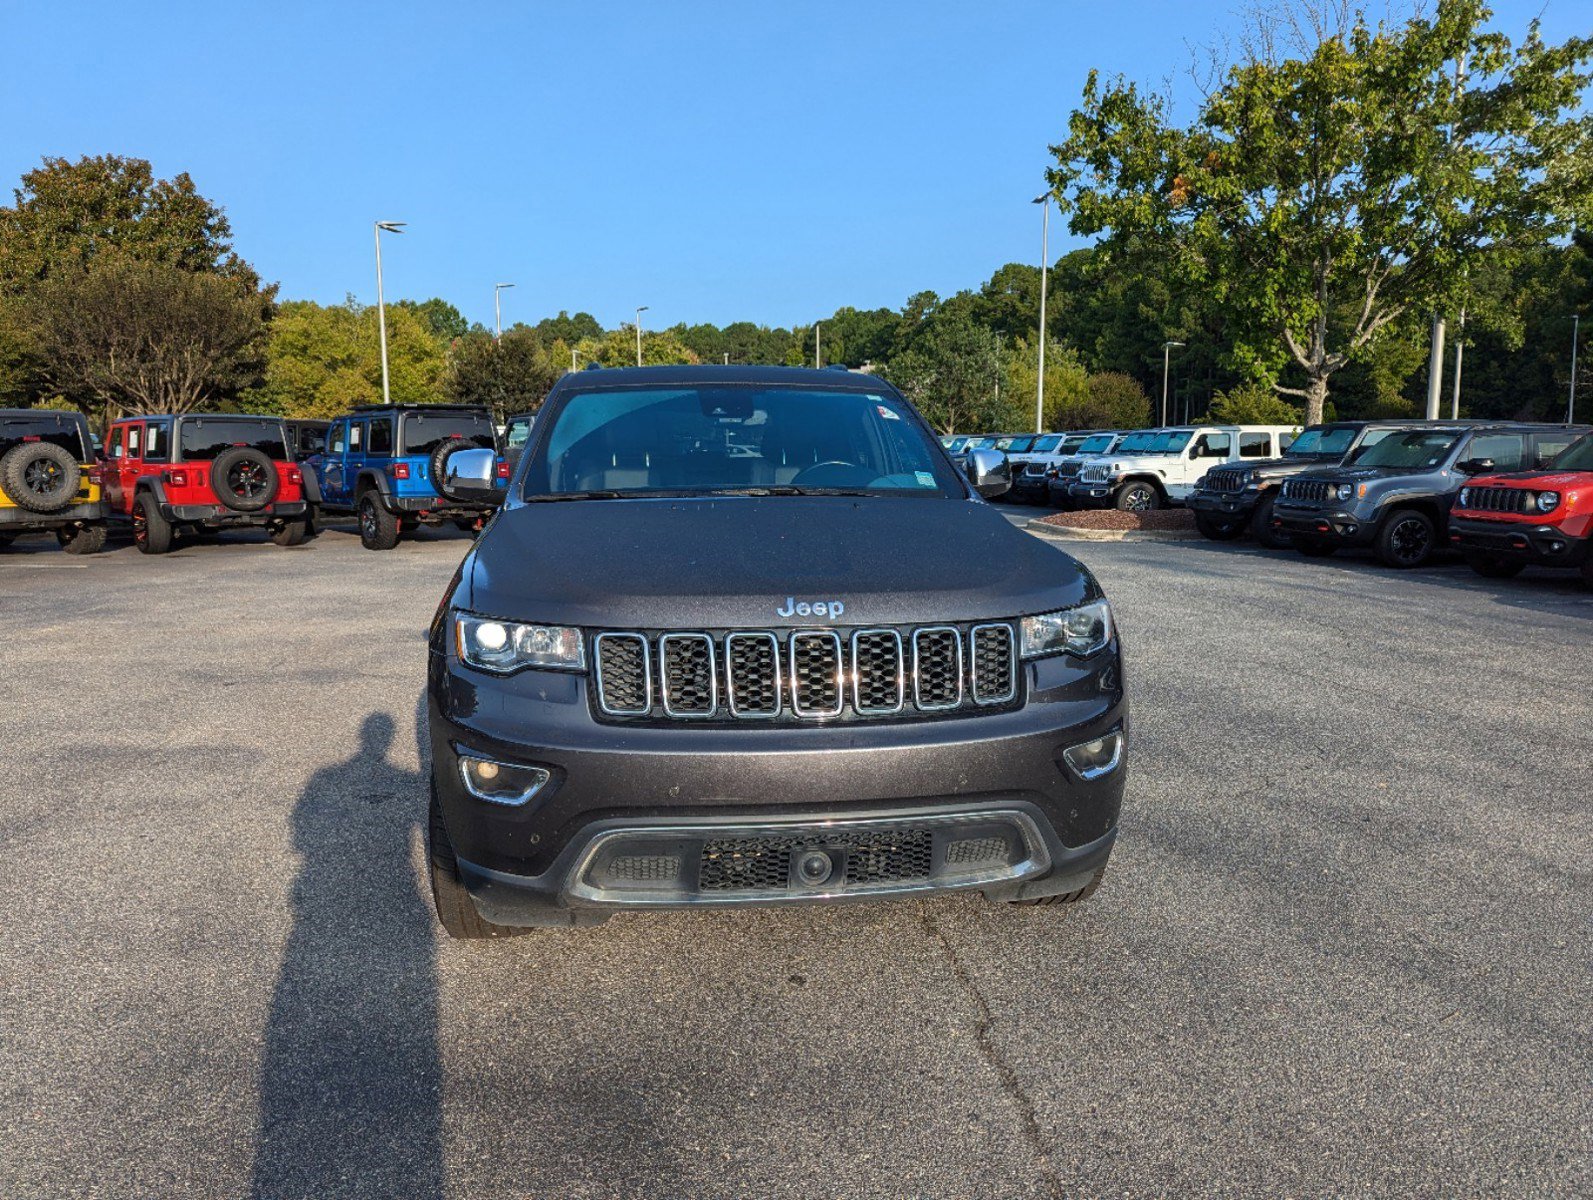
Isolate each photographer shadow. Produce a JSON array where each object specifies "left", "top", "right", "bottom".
[{"left": 250, "top": 710, "right": 442, "bottom": 1200}]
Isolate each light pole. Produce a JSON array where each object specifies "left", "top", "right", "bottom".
[
  {"left": 1032, "top": 194, "right": 1050, "bottom": 434},
  {"left": 1450, "top": 308, "right": 1465, "bottom": 419},
  {"left": 1160, "top": 342, "right": 1185, "bottom": 426},
  {"left": 1571, "top": 314, "right": 1582, "bottom": 425},
  {"left": 814, "top": 322, "right": 822, "bottom": 369},
  {"left": 634, "top": 305, "right": 649, "bottom": 367},
  {"left": 373, "top": 220, "right": 405, "bottom": 405},
  {"left": 494, "top": 282, "right": 515, "bottom": 340}
]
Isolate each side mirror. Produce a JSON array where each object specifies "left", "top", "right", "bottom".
[
  {"left": 1456, "top": 458, "right": 1495, "bottom": 476},
  {"left": 964, "top": 448, "right": 1011, "bottom": 498},
  {"left": 443, "top": 447, "right": 500, "bottom": 501}
]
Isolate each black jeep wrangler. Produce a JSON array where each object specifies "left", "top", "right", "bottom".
[
  {"left": 0, "top": 408, "right": 108, "bottom": 554},
  {"left": 422, "top": 366, "right": 1127, "bottom": 937},
  {"left": 1271, "top": 422, "right": 1587, "bottom": 568},
  {"left": 1189, "top": 421, "right": 1396, "bottom": 549}
]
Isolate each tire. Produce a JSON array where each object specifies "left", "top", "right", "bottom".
[
  {"left": 453, "top": 517, "right": 482, "bottom": 537},
  {"left": 1375, "top": 509, "right": 1436, "bottom": 569},
  {"left": 270, "top": 519, "right": 309, "bottom": 547},
  {"left": 0, "top": 441, "right": 81, "bottom": 513},
  {"left": 1249, "top": 493, "right": 1290, "bottom": 549},
  {"left": 133, "top": 491, "right": 173, "bottom": 555},
  {"left": 1113, "top": 481, "right": 1161, "bottom": 512},
  {"left": 1466, "top": 554, "right": 1525, "bottom": 580},
  {"left": 356, "top": 491, "right": 400, "bottom": 551},
  {"left": 428, "top": 786, "right": 529, "bottom": 939},
  {"left": 1194, "top": 512, "right": 1242, "bottom": 541},
  {"left": 1007, "top": 865, "right": 1107, "bottom": 909},
  {"left": 1292, "top": 536, "right": 1337, "bottom": 558},
  {"left": 56, "top": 524, "right": 107, "bottom": 555},
  {"left": 431, "top": 439, "right": 477, "bottom": 502},
  {"left": 211, "top": 446, "right": 280, "bottom": 513}
]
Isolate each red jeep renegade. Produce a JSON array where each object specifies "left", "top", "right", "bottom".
[
  {"left": 104, "top": 414, "right": 312, "bottom": 554},
  {"left": 1449, "top": 431, "right": 1593, "bottom": 585}
]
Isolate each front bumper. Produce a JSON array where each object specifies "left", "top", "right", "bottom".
[
  {"left": 1187, "top": 490, "right": 1260, "bottom": 521},
  {"left": 0, "top": 500, "right": 105, "bottom": 529},
  {"left": 1010, "top": 475, "right": 1052, "bottom": 502},
  {"left": 1270, "top": 501, "right": 1376, "bottom": 545},
  {"left": 1448, "top": 514, "right": 1590, "bottom": 566},
  {"left": 428, "top": 645, "right": 1127, "bottom": 926},
  {"left": 1068, "top": 481, "right": 1114, "bottom": 507}
]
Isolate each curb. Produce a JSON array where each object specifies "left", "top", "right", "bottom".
[{"left": 1026, "top": 519, "right": 1203, "bottom": 543}]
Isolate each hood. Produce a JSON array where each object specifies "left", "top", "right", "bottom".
[
  {"left": 463, "top": 495, "right": 1096, "bottom": 629},
  {"left": 1465, "top": 470, "right": 1592, "bottom": 490},
  {"left": 1207, "top": 456, "right": 1325, "bottom": 480},
  {"left": 1290, "top": 464, "right": 1432, "bottom": 484}
]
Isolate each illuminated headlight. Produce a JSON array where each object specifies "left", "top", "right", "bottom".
[
  {"left": 458, "top": 754, "right": 551, "bottom": 806},
  {"left": 1534, "top": 491, "right": 1561, "bottom": 513},
  {"left": 455, "top": 611, "right": 586, "bottom": 673},
  {"left": 1334, "top": 483, "right": 1354, "bottom": 502},
  {"left": 1020, "top": 600, "right": 1113, "bottom": 659}
]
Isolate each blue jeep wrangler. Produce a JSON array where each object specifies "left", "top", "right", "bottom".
[{"left": 307, "top": 404, "right": 503, "bottom": 550}]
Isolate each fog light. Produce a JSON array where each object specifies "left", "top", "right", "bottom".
[
  {"left": 1063, "top": 731, "right": 1124, "bottom": 780},
  {"left": 458, "top": 755, "right": 550, "bottom": 806}
]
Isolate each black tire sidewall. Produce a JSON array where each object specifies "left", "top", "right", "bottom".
[
  {"left": 134, "top": 492, "right": 173, "bottom": 554},
  {"left": 1114, "top": 482, "right": 1160, "bottom": 512},
  {"left": 211, "top": 447, "right": 280, "bottom": 513},
  {"left": 1, "top": 442, "right": 81, "bottom": 513},
  {"left": 1378, "top": 510, "right": 1435, "bottom": 568}
]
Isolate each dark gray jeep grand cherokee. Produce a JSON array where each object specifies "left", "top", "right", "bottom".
[{"left": 425, "top": 366, "right": 1127, "bottom": 937}]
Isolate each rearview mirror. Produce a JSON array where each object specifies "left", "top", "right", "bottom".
[
  {"left": 1456, "top": 458, "right": 1496, "bottom": 476},
  {"left": 964, "top": 448, "right": 1011, "bottom": 498},
  {"left": 443, "top": 447, "right": 500, "bottom": 500}
]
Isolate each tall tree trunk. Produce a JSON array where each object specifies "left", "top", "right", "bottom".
[{"left": 1304, "top": 374, "right": 1328, "bottom": 426}]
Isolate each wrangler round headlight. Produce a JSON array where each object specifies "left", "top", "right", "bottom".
[
  {"left": 1335, "top": 483, "right": 1353, "bottom": 502},
  {"left": 1020, "top": 600, "right": 1113, "bottom": 660},
  {"left": 1459, "top": 487, "right": 1473, "bottom": 507},
  {"left": 455, "top": 611, "right": 586, "bottom": 673},
  {"left": 1536, "top": 491, "right": 1561, "bottom": 513}
]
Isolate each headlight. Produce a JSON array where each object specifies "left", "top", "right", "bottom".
[
  {"left": 455, "top": 611, "right": 586, "bottom": 673},
  {"left": 1459, "top": 487, "right": 1472, "bottom": 507},
  {"left": 1020, "top": 600, "right": 1113, "bottom": 659},
  {"left": 1535, "top": 491, "right": 1561, "bottom": 513},
  {"left": 1334, "top": 483, "right": 1353, "bottom": 502}
]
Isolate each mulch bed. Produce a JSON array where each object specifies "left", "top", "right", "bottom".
[{"left": 1037, "top": 508, "right": 1197, "bottom": 532}]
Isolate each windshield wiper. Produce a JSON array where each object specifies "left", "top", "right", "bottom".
[
  {"left": 700, "top": 486, "right": 887, "bottom": 497},
  {"left": 523, "top": 490, "right": 625, "bottom": 502}
]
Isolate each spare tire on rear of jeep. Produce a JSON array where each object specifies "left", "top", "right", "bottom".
[
  {"left": 431, "top": 438, "right": 483, "bottom": 503},
  {"left": 0, "top": 441, "right": 81, "bottom": 513},
  {"left": 211, "top": 446, "right": 280, "bottom": 512}
]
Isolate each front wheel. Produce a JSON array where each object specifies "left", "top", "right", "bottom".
[
  {"left": 1465, "top": 554, "right": 1525, "bottom": 580},
  {"left": 1194, "top": 512, "right": 1242, "bottom": 541},
  {"left": 133, "top": 492, "right": 173, "bottom": 555},
  {"left": 1376, "top": 509, "right": 1436, "bottom": 569},
  {"left": 357, "top": 493, "right": 400, "bottom": 551},
  {"left": 57, "top": 524, "right": 107, "bottom": 555},
  {"left": 1113, "top": 481, "right": 1161, "bottom": 512},
  {"left": 1249, "top": 493, "right": 1291, "bottom": 549},
  {"left": 428, "top": 787, "right": 530, "bottom": 939}
]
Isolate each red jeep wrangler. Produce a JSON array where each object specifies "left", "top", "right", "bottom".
[
  {"left": 104, "top": 414, "right": 312, "bottom": 554},
  {"left": 1449, "top": 431, "right": 1593, "bottom": 584}
]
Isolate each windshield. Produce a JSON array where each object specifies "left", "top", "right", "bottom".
[
  {"left": 401, "top": 411, "right": 496, "bottom": 455},
  {"left": 1285, "top": 426, "right": 1359, "bottom": 458},
  {"left": 1031, "top": 435, "right": 1064, "bottom": 453},
  {"left": 178, "top": 418, "right": 286, "bottom": 461},
  {"left": 1553, "top": 433, "right": 1593, "bottom": 471},
  {"left": 1352, "top": 430, "right": 1461, "bottom": 470},
  {"left": 1077, "top": 434, "right": 1117, "bottom": 455},
  {"left": 524, "top": 385, "right": 962, "bottom": 499},
  {"left": 1124, "top": 431, "right": 1192, "bottom": 454},
  {"left": 505, "top": 417, "right": 534, "bottom": 452}
]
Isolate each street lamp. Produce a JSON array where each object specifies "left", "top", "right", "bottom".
[
  {"left": 635, "top": 305, "right": 649, "bottom": 367},
  {"left": 814, "top": 322, "right": 822, "bottom": 369},
  {"left": 1160, "top": 342, "right": 1185, "bottom": 427},
  {"left": 494, "top": 282, "right": 515, "bottom": 340},
  {"left": 373, "top": 221, "right": 405, "bottom": 405},
  {"left": 1032, "top": 194, "right": 1050, "bottom": 434}
]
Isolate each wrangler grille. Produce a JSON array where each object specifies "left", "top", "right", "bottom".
[
  {"left": 1079, "top": 464, "right": 1109, "bottom": 483},
  {"left": 1204, "top": 472, "right": 1245, "bottom": 493},
  {"left": 1052, "top": 460, "right": 1083, "bottom": 480},
  {"left": 1281, "top": 478, "right": 1332, "bottom": 503},
  {"left": 1461, "top": 486, "right": 1528, "bottom": 514},
  {"left": 592, "top": 622, "right": 1018, "bottom": 723},
  {"left": 1023, "top": 462, "right": 1049, "bottom": 477}
]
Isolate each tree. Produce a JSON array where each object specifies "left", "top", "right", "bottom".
[
  {"left": 26, "top": 255, "right": 268, "bottom": 419},
  {"left": 398, "top": 298, "right": 468, "bottom": 341},
  {"left": 254, "top": 298, "right": 447, "bottom": 418},
  {"left": 1049, "top": 1, "right": 1593, "bottom": 423},
  {"left": 880, "top": 306, "right": 1004, "bottom": 434},
  {"left": 534, "top": 310, "right": 604, "bottom": 346},
  {"left": 1003, "top": 339, "right": 1092, "bottom": 430},
  {"left": 574, "top": 328, "right": 700, "bottom": 368},
  {"left": 1206, "top": 380, "right": 1303, "bottom": 424},
  {"left": 1082, "top": 371, "right": 1153, "bottom": 428},
  {"left": 445, "top": 328, "right": 562, "bottom": 417}
]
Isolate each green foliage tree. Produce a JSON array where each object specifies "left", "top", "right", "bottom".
[
  {"left": 880, "top": 305, "right": 1004, "bottom": 434},
  {"left": 26, "top": 255, "right": 268, "bottom": 420},
  {"left": 535, "top": 310, "right": 604, "bottom": 346},
  {"left": 1049, "top": 1, "right": 1593, "bottom": 424},
  {"left": 1206, "top": 380, "right": 1304, "bottom": 425},
  {"left": 1081, "top": 371, "right": 1152, "bottom": 428},
  {"left": 574, "top": 327, "right": 700, "bottom": 368},
  {"left": 398, "top": 298, "right": 468, "bottom": 341},
  {"left": 1003, "top": 339, "right": 1092, "bottom": 430},
  {"left": 254, "top": 297, "right": 447, "bottom": 418},
  {"left": 445, "top": 328, "right": 562, "bottom": 417}
]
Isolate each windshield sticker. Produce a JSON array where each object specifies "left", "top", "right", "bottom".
[
  {"left": 877, "top": 404, "right": 901, "bottom": 420},
  {"left": 915, "top": 471, "right": 935, "bottom": 487}
]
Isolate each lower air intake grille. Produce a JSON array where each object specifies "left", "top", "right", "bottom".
[{"left": 698, "top": 828, "right": 935, "bottom": 893}]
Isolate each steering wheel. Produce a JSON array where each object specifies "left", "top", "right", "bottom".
[{"left": 789, "top": 461, "right": 876, "bottom": 488}]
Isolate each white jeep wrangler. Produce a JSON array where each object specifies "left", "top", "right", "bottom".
[{"left": 1069, "top": 425, "right": 1299, "bottom": 511}]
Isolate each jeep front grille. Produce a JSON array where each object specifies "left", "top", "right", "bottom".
[
  {"left": 1022, "top": 462, "right": 1048, "bottom": 477},
  {"left": 1281, "top": 478, "right": 1332, "bottom": 503},
  {"left": 1079, "top": 464, "right": 1108, "bottom": 483},
  {"left": 592, "top": 622, "right": 1019, "bottom": 723},
  {"left": 1052, "top": 460, "right": 1082, "bottom": 480},
  {"left": 1205, "top": 472, "right": 1245, "bottom": 493},
  {"left": 1461, "top": 486, "right": 1528, "bottom": 514}
]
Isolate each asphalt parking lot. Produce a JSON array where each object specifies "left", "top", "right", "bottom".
[{"left": 2, "top": 519, "right": 1590, "bottom": 1199}]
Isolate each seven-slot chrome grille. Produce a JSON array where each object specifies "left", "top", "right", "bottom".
[
  {"left": 1460, "top": 486, "right": 1528, "bottom": 514},
  {"left": 593, "top": 623, "right": 1018, "bottom": 723},
  {"left": 1052, "top": 460, "right": 1083, "bottom": 480},
  {"left": 1281, "top": 478, "right": 1333, "bottom": 503}
]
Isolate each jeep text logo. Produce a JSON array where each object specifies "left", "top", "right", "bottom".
[{"left": 776, "top": 596, "right": 845, "bottom": 620}]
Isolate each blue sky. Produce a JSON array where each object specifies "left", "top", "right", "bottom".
[{"left": 4, "top": 1, "right": 1584, "bottom": 332}]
